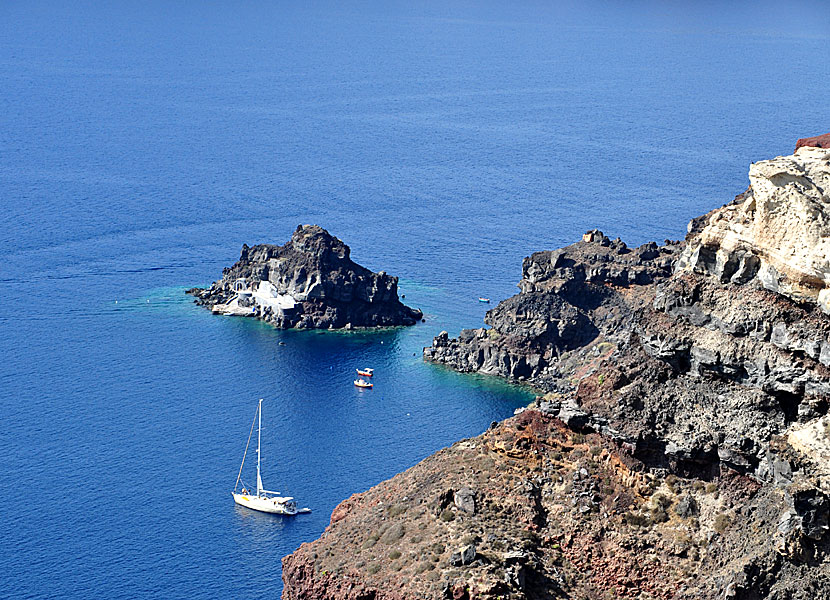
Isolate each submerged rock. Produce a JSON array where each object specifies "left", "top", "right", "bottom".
[{"left": 188, "top": 225, "right": 422, "bottom": 330}]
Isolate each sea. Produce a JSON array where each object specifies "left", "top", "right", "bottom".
[{"left": 1, "top": 1, "right": 828, "bottom": 598}]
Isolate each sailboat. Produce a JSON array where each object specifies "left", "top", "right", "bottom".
[{"left": 231, "top": 399, "right": 309, "bottom": 515}]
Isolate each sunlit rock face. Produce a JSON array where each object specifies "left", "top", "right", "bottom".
[{"left": 677, "top": 145, "right": 830, "bottom": 312}]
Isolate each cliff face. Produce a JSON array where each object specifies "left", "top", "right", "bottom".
[
  {"left": 188, "top": 225, "right": 422, "bottom": 329},
  {"left": 677, "top": 146, "right": 830, "bottom": 312},
  {"left": 424, "top": 231, "right": 681, "bottom": 382},
  {"left": 283, "top": 409, "right": 826, "bottom": 600},
  {"left": 282, "top": 140, "right": 830, "bottom": 599}
]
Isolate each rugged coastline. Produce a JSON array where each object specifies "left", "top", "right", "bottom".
[
  {"left": 187, "top": 225, "right": 422, "bottom": 330},
  {"left": 281, "top": 141, "right": 830, "bottom": 599}
]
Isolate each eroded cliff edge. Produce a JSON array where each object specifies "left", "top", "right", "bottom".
[
  {"left": 187, "top": 225, "right": 422, "bottom": 329},
  {"left": 282, "top": 143, "right": 830, "bottom": 599}
]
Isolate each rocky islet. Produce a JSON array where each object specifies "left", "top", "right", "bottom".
[
  {"left": 187, "top": 224, "right": 422, "bottom": 330},
  {"left": 282, "top": 140, "right": 830, "bottom": 598}
]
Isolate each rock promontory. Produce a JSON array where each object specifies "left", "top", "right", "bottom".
[
  {"left": 282, "top": 140, "right": 830, "bottom": 599},
  {"left": 677, "top": 145, "right": 830, "bottom": 312},
  {"left": 187, "top": 225, "right": 422, "bottom": 329}
]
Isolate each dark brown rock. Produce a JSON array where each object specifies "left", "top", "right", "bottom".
[
  {"left": 795, "top": 132, "right": 830, "bottom": 151},
  {"left": 188, "top": 225, "right": 422, "bottom": 330},
  {"left": 284, "top": 144, "right": 830, "bottom": 598},
  {"left": 282, "top": 410, "right": 830, "bottom": 599}
]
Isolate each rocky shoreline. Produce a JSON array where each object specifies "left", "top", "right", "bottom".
[
  {"left": 281, "top": 139, "right": 830, "bottom": 599},
  {"left": 187, "top": 225, "right": 422, "bottom": 330}
]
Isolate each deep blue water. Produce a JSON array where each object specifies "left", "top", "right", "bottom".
[{"left": 1, "top": 1, "right": 828, "bottom": 598}]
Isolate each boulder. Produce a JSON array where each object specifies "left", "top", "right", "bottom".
[
  {"left": 449, "top": 544, "right": 476, "bottom": 567},
  {"left": 453, "top": 488, "right": 476, "bottom": 514}
]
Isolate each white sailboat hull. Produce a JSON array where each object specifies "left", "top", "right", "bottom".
[
  {"left": 232, "top": 492, "right": 298, "bottom": 515},
  {"left": 232, "top": 400, "right": 309, "bottom": 516}
]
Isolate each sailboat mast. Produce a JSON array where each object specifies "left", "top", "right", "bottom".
[
  {"left": 234, "top": 401, "right": 258, "bottom": 493},
  {"left": 256, "top": 398, "right": 262, "bottom": 496}
]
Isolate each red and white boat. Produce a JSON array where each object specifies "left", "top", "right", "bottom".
[
  {"left": 354, "top": 378, "right": 373, "bottom": 388},
  {"left": 356, "top": 368, "right": 374, "bottom": 377}
]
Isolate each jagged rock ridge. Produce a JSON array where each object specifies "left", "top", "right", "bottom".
[
  {"left": 282, "top": 139, "right": 830, "bottom": 598},
  {"left": 187, "top": 225, "right": 422, "bottom": 329}
]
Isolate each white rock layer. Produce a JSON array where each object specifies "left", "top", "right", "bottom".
[{"left": 678, "top": 146, "right": 830, "bottom": 311}]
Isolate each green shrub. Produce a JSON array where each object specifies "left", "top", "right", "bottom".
[
  {"left": 415, "top": 561, "right": 434, "bottom": 574},
  {"left": 652, "top": 493, "right": 672, "bottom": 509},
  {"left": 650, "top": 506, "right": 669, "bottom": 523},
  {"left": 389, "top": 550, "right": 401, "bottom": 560},
  {"left": 380, "top": 523, "right": 405, "bottom": 544},
  {"left": 362, "top": 535, "right": 378, "bottom": 550},
  {"left": 714, "top": 513, "right": 730, "bottom": 533},
  {"left": 624, "top": 512, "right": 652, "bottom": 527},
  {"left": 440, "top": 508, "right": 455, "bottom": 522}
]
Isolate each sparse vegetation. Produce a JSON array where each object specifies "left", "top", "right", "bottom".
[
  {"left": 624, "top": 511, "right": 652, "bottom": 527},
  {"left": 414, "top": 561, "right": 434, "bottom": 574},
  {"left": 380, "top": 523, "right": 405, "bottom": 544},
  {"left": 362, "top": 532, "right": 380, "bottom": 550},
  {"left": 714, "top": 513, "right": 731, "bottom": 533},
  {"left": 650, "top": 505, "right": 669, "bottom": 523},
  {"left": 440, "top": 508, "right": 455, "bottom": 522}
]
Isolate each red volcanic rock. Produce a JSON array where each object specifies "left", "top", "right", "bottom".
[
  {"left": 795, "top": 132, "right": 830, "bottom": 151},
  {"left": 330, "top": 492, "right": 366, "bottom": 525}
]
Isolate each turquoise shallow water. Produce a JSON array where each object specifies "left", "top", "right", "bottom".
[{"left": 1, "top": 1, "right": 828, "bottom": 598}]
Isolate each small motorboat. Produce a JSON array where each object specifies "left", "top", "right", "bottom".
[
  {"left": 356, "top": 368, "right": 374, "bottom": 377},
  {"left": 354, "top": 378, "right": 373, "bottom": 388},
  {"left": 478, "top": 297, "right": 490, "bottom": 303}
]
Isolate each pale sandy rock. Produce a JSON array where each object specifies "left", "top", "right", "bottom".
[
  {"left": 678, "top": 146, "right": 830, "bottom": 311},
  {"left": 789, "top": 415, "right": 830, "bottom": 488}
]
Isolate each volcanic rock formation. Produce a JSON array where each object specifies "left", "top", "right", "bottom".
[
  {"left": 677, "top": 146, "right": 830, "bottom": 312},
  {"left": 187, "top": 225, "right": 422, "bottom": 329},
  {"left": 282, "top": 140, "right": 830, "bottom": 598}
]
